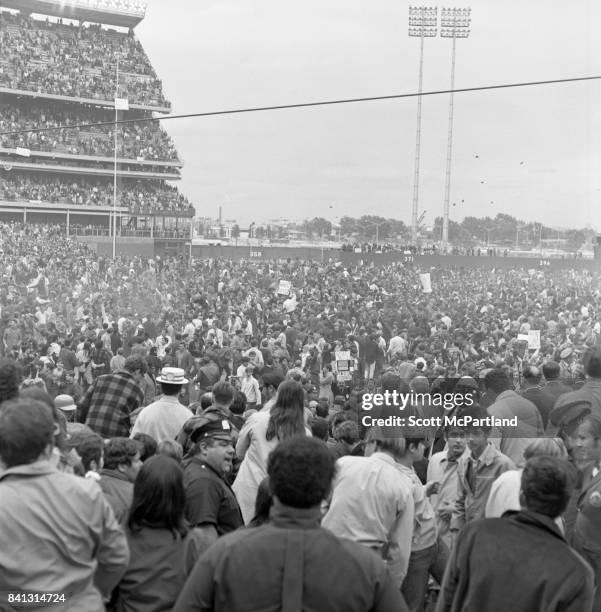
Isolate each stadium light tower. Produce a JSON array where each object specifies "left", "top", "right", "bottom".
[
  {"left": 440, "top": 7, "right": 471, "bottom": 247},
  {"left": 408, "top": 6, "right": 437, "bottom": 246}
]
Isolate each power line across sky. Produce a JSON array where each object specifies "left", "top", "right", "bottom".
[{"left": 1, "top": 75, "right": 599, "bottom": 138}]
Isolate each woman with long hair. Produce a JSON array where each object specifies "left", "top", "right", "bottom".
[
  {"left": 113, "top": 455, "right": 215, "bottom": 612},
  {"left": 232, "top": 380, "right": 310, "bottom": 524}
]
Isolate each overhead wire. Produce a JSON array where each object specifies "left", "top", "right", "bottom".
[{"left": 1, "top": 74, "right": 600, "bottom": 138}]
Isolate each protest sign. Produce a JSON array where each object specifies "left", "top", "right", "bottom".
[
  {"left": 334, "top": 351, "right": 353, "bottom": 382},
  {"left": 277, "top": 280, "right": 292, "bottom": 295},
  {"left": 419, "top": 273, "right": 432, "bottom": 293},
  {"left": 528, "top": 330, "right": 541, "bottom": 349}
]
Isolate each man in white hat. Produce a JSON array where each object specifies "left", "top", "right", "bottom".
[{"left": 130, "top": 367, "right": 192, "bottom": 443}]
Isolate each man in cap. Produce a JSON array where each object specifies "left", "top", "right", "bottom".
[
  {"left": 130, "top": 367, "right": 192, "bottom": 443},
  {"left": 54, "top": 394, "right": 78, "bottom": 424},
  {"left": 182, "top": 416, "right": 243, "bottom": 537},
  {"left": 174, "top": 437, "right": 409, "bottom": 612},
  {"left": 553, "top": 348, "right": 601, "bottom": 418},
  {"left": 177, "top": 382, "right": 238, "bottom": 457},
  {"left": 548, "top": 399, "right": 592, "bottom": 441}
]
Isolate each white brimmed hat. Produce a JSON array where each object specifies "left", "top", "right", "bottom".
[
  {"left": 54, "top": 394, "right": 77, "bottom": 412},
  {"left": 156, "top": 367, "right": 188, "bottom": 385}
]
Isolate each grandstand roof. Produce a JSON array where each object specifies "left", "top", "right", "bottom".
[{"left": 2, "top": 0, "right": 146, "bottom": 29}]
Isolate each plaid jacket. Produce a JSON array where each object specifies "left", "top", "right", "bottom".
[{"left": 80, "top": 370, "right": 144, "bottom": 439}]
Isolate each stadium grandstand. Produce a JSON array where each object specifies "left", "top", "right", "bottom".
[{"left": 0, "top": 0, "right": 195, "bottom": 257}]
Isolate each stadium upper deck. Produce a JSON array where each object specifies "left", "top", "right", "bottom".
[
  {"left": 1, "top": 0, "right": 147, "bottom": 29},
  {"left": 0, "top": 0, "right": 194, "bottom": 242}
]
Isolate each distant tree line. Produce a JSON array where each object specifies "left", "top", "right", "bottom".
[{"left": 199, "top": 212, "right": 594, "bottom": 248}]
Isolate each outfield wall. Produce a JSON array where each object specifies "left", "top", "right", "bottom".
[
  {"left": 190, "top": 245, "right": 598, "bottom": 272},
  {"left": 72, "top": 237, "right": 599, "bottom": 271}
]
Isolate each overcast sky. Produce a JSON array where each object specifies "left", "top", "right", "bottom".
[{"left": 136, "top": 0, "right": 601, "bottom": 230}]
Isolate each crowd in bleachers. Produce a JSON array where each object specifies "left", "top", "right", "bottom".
[
  {"left": 0, "top": 101, "right": 179, "bottom": 161},
  {"left": 65, "top": 223, "right": 190, "bottom": 239},
  {"left": 0, "top": 11, "right": 169, "bottom": 107},
  {"left": 0, "top": 155, "right": 182, "bottom": 176},
  {"left": 0, "top": 173, "right": 194, "bottom": 213}
]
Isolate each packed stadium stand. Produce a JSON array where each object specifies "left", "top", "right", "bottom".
[{"left": 0, "top": 0, "right": 194, "bottom": 251}]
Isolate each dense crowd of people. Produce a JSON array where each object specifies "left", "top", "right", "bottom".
[
  {"left": 0, "top": 12, "right": 169, "bottom": 108},
  {"left": 341, "top": 242, "right": 584, "bottom": 259},
  {"left": 0, "top": 173, "right": 194, "bottom": 213},
  {"left": 0, "top": 101, "right": 179, "bottom": 162},
  {"left": 341, "top": 242, "right": 429, "bottom": 253},
  {"left": 65, "top": 223, "right": 191, "bottom": 240},
  {"left": 342, "top": 243, "right": 447, "bottom": 255},
  {"left": 1, "top": 156, "right": 181, "bottom": 176},
  {"left": 1, "top": 221, "right": 601, "bottom": 609}
]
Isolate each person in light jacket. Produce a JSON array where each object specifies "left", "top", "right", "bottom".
[
  {"left": 0, "top": 398, "right": 129, "bottom": 612},
  {"left": 233, "top": 380, "right": 311, "bottom": 523}
]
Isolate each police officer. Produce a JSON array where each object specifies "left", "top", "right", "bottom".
[{"left": 182, "top": 416, "right": 244, "bottom": 537}]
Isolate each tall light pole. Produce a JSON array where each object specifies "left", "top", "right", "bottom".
[
  {"left": 440, "top": 7, "right": 471, "bottom": 246},
  {"left": 408, "top": 6, "right": 437, "bottom": 246}
]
